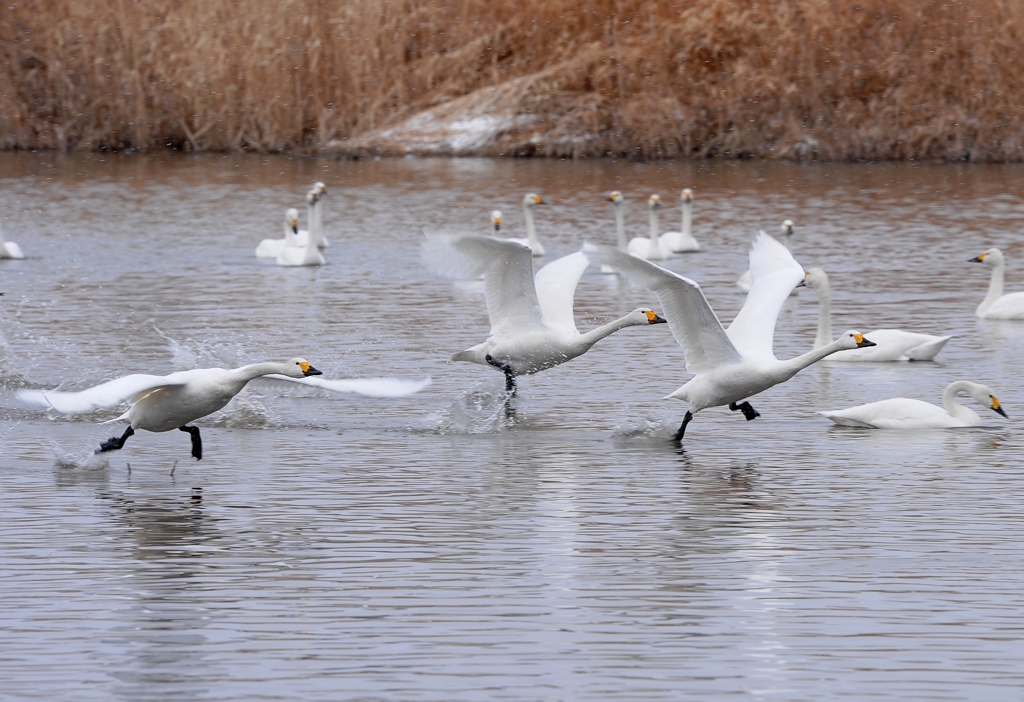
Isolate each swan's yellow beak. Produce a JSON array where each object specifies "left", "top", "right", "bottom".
[
  {"left": 299, "top": 362, "right": 322, "bottom": 377},
  {"left": 854, "top": 333, "right": 876, "bottom": 348},
  {"left": 645, "top": 310, "right": 667, "bottom": 324},
  {"left": 534, "top": 195, "right": 546, "bottom": 205},
  {"left": 991, "top": 395, "right": 1008, "bottom": 418},
  {"left": 290, "top": 218, "right": 298, "bottom": 233},
  {"left": 683, "top": 189, "right": 693, "bottom": 202},
  {"left": 607, "top": 192, "right": 618, "bottom": 202},
  {"left": 970, "top": 253, "right": 986, "bottom": 262}
]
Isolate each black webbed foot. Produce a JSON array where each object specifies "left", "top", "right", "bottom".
[
  {"left": 97, "top": 426, "right": 134, "bottom": 454},
  {"left": 179, "top": 425, "right": 202, "bottom": 460},
  {"left": 729, "top": 401, "right": 760, "bottom": 421},
  {"left": 673, "top": 411, "right": 694, "bottom": 441}
]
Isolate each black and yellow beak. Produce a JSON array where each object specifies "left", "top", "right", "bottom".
[
  {"left": 969, "top": 254, "right": 985, "bottom": 263},
  {"left": 991, "top": 396, "right": 1008, "bottom": 418},
  {"left": 291, "top": 220, "right": 299, "bottom": 233},
  {"left": 536, "top": 197, "right": 547, "bottom": 205},
  {"left": 646, "top": 310, "right": 667, "bottom": 324},
  {"left": 299, "top": 362, "right": 322, "bottom": 377},
  {"left": 796, "top": 273, "right": 808, "bottom": 288},
  {"left": 854, "top": 333, "right": 876, "bottom": 348}
]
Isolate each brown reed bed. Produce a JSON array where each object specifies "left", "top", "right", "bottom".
[{"left": 1, "top": 0, "right": 1021, "bottom": 161}]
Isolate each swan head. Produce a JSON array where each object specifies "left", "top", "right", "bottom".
[
  {"left": 969, "top": 247, "right": 1004, "bottom": 266},
  {"left": 648, "top": 194, "right": 661, "bottom": 210},
  {"left": 802, "top": 267, "right": 829, "bottom": 291},
  {"left": 780, "top": 219, "right": 794, "bottom": 237},
  {"left": 523, "top": 193, "right": 546, "bottom": 207},
  {"left": 286, "top": 208, "right": 299, "bottom": 233},
  {"left": 306, "top": 189, "right": 318, "bottom": 206},
  {"left": 953, "top": 382, "right": 1008, "bottom": 418},
  {"left": 314, "top": 181, "right": 326, "bottom": 196},
  {"left": 491, "top": 210, "right": 502, "bottom": 231},
  {"left": 284, "top": 357, "right": 323, "bottom": 378},
  {"left": 607, "top": 190, "right": 624, "bottom": 205},
  {"left": 631, "top": 308, "right": 667, "bottom": 325},
  {"left": 836, "top": 330, "right": 876, "bottom": 349},
  {"left": 682, "top": 188, "right": 694, "bottom": 203}
]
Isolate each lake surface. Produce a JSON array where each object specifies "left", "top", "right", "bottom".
[{"left": 1, "top": 152, "right": 1024, "bottom": 700}]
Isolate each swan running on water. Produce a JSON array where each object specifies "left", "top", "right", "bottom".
[
  {"left": 17, "top": 359, "right": 430, "bottom": 460},
  {"left": 586, "top": 233, "right": 876, "bottom": 441},
  {"left": 803, "top": 267, "right": 951, "bottom": 361},
  {"left": 502, "top": 193, "right": 547, "bottom": 256},
  {"left": 627, "top": 195, "right": 674, "bottom": 261},
  {"left": 660, "top": 188, "right": 700, "bottom": 253},
  {"left": 969, "top": 248, "right": 1024, "bottom": 319},
  {"left": 423, "top": 235, "right": 666, "bottom": 394},
  {"left": 819, "top": 381, "right": 1007, "bottom": 429},
  {"left": 737, "top": 220, "right": 793, "bottom": 292},
  {"left": 0, "top": 222, "right": 24, "bottom": 259}
]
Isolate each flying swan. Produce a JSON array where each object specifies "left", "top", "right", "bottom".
[
  {"left": 969, "top": 248, "right": 1024, "bottom": 319},
  {"left": 819, "top": 381, "right": 1007, "bottom": 429},
  {"left": 502, "top": 193, "right": 547, "bottom": 256},
  {"left": 659, "top": 188, "right": 701, "bottom": 253},
  {"left": 422, "top": 235, "right": 667, "bottom": 394},
  {"left": 803, "top": 267, "right": 951, "bottom": 361},
  {"left": 585, "top": 233, "right": 876, "bottom": 440},
  {"left": 17, "top": 359, "right": 430, "bottom": 459}
]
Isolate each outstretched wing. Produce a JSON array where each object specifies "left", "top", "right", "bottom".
[
  {"left": 17, "top": 374, "right": 186, "bottom": 414},
  {"left": 422, "top": 235, "right": 545, "bottom": 338},
  {"left": 533, "top": 251, "right": 591, "bottom": 334},
  {"left": 726, "top": 232, "right": 804, "bottom": 361},
  {"left": 583, "top": 244, "right": 741, "bottom": 374},
  {"left": 262, "top": 375, "right": 431, "bottom": 397}
]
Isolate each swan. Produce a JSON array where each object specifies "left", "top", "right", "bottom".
[
  {"left": 660, "top": 188, "right": 701, "bottom": 252},
  {"left": 276, "top": 215, "right": 326, "bottom": 267},
  {"left": 737, "top": 220, "right": 793, "bottom": 292},
  {"left": 969, "top": 248, "right": 1024, "bottom": 319},
  {"left": 17, "top": 359, "right": 431, "bottom": 460},
  {"left": 819, "top": 381, "right": 1007, "bottom": 429},
  {"left": 627, "top": 195, "right": 673, "bottom": 260},
  {"left": 601, "top": 191, "right": 629, "bottom": 274},
  {"left": 490, "top": 210, "right": 502, "bottom": 234},
  {"left": 256, "top": 208, "right": 300, "bottom": 259},
  {"left": 422, "top": 235, "right": 667, "bottom": 394},
  {"left": 0, "top": 222, "right": 24, "bottom": 260},
  {"left": 585, "top": 233, "right": 876, "bottom": 440},
  {"left": 311, "top": 181, "right": 329, "bottom": 248},
  {"left": 803, "top": 267, "right": 952, "bottom": 361},
  {"left": 503, "top": 193, "right": 547, "bottom": 256}
]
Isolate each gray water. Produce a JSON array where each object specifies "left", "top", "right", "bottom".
[{"left": 1, "top": 153, "right": 1024, "bottom": 700}]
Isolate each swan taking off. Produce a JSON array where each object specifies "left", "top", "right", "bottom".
[
  {"left": 17, "top": 359, "right": 430, "bottom": 460},
  {"left": 0, "top": 222, "right": 24, "bottom": 259},
  {"left": 969, "top": 248, "right": 1024, "bottom": 319},
  {"left": 503, "top": 193, "right": 547, "bottom": 256},
  {"left": 586, "top": 233, "right": 876, "bottom": 441},
  {"left": 660, "top": 188, "right": 701, "bottom": 253},
  {"left": 737, "top": 220, "right": 793, "bottom": 292},
  {"left": 627, "top": 195, "right": 674, "bottom": 261},
  {"left": 819, "top": 381, "right": 1007, "bottom": 429},
  {"left": 422, "top": 235, "right": 666, "bottom": 394},
  {"left": 803, "top": 267, "right": 951, "bottom": 361}
]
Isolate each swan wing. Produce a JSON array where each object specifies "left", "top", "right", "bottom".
[
  {"left": 583, "top": 244, "right": 740, "bottom": 374},
  {"left": 422, "top": 235, "right": 546, "bottom": 337},
  {"left": 533, "top": 251, "right": 590, "bottom": 334},
  {"left": 262, "top": 375, "right": 431, "bottom": 397},
  {"left": 726, "top": 232, "right": 804, "bottom": 361},
  {"left": 16, "top": 374, "right": 186, "bottom": 414}
]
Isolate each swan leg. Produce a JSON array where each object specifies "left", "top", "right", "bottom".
[
  {"left": 729, "top": 401, "right": 761, "bottom": 421},
  {"left": 179, "top": 425, "right": 203, "bottom": 460},
  {"left": 673, "top": 411, "right": 694, "bottom": 441},
  {"left": 485, "top": 355, "right": 517, "bottom": 397},
  {"left": 96, "top": 426, "right": 134, "bottom": 454}
]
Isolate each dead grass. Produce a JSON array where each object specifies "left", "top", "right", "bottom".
[{"left": 1, "top": 0, "right": 1022, "bottom": 160}]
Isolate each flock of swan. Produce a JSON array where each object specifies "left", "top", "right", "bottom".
[{"left": 7, "top": 181, "right": 1021, "bottom": 461}]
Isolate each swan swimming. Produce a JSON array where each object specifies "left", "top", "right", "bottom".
[
  {"left": 503, "top": 193, "right": 547, "bottom": 256},
  {"left": 819, "top": 381, "right": 1007, "bottom": 429},
  {"left": 17, "top": 359, "right": 431, "bottom": 459},
  {"left": 586, "top": 233, "right": 876, "bottom": 440},
  {"left": 659, "top": 188, "right": 701, "bottom": 253},
  {"left": 969, "top": 248, "right": 1024, "bottom": 319},
  {"left": 737, "top": 220, "right": 793, "bottom": 292},
  {"left": 627, "top": 195, "right": 674, "bottom": 261},
  {"left": 0, "top": 222, "right": 24, "bottom": 260},
  {"left": 256, "top": 207, "right": 301, "bottom": 259},
  {"left": 276, "top": 200, "right": 326, "bottom": 266},
  {"left": 422, "top": 235, "right": 667, "bottom": 394},
  {"left": 803, "top": 267, "right": 951, "bottom": 361}
]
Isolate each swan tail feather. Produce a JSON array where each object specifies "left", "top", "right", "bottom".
[{"left": 905, "top": 335, "right": 952, "bottom": 361}]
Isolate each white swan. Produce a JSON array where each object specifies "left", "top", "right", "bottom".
[
  {"left": 276, "top": 207, "right": 326, "bottom": 267},
  {"left": 737, "top": 220, "right": 793, "bottom": 292},
  {"left": 969, "top": 248, "right": 1024, "bottom": 319},
  {"left": 819, "top": 381, "right": 1007, "bottom": 429},
  {"left": 803, "top": 267, "right": 951, "bottom": 361},
  {"left": 256, "top": 208, "right": 300, "bottom": 259},
  {"left": 601, "top": 191, "right": 629, "bottom": 274},
  {"left": 586, "top": 233, "right": 876, "bottom": 440},
  {"left": 17, "top": 359, "right": 431, "bottom": 460},
  {"left": 422, "top": 235, "right": 667, "bottom": 393},
  {"left": 490, "top": 210, "right": 502, "bottom": 234},
  {"left": 627, "top": 195, "right": 673, "bottom": 260},
  {"left": 660, "top": 188, "right": 701, "bottom": 252},
  {"left": 311, "top": 181, "right": 329, "bottom": 248},
  {"left": 0, "top": 222, "right": 24, "bottom": 260},
  {"left": 503, "top": 193, "right": 547, "bottom": 256}
]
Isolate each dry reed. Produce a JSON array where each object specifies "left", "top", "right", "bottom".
[{"left": 1, "top": 0, "right": 1021, "bottom": 160}]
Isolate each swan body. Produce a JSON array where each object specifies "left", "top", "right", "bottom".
[
  {"left": 17, "top": 359, "right": 430, "bottom": 459},
  {"left": 970, "top": 248, "right": 1024, "bottom": 319},
  {"left": 737, "top": 220, "right": 793, "bottom": 292},
  {"left": 256, "top": 208, "right": 301, "bottom": 259},
  {"left": 586, "top": 232, "right": 876, "bottom": 440},
  {"left": 660, "top": 188, "right": 701, "bottom": 253},
  {"left": 820, "top": 381, "right": 1007, "bottom": 429},
  {"left": 0, "top": 222, "right": 24, "bottom": 259},
  {"left": 503, "top": 193, "right": 546, "bottom": 256},
  {"left": 276, "top": 198, "right": 326, "bottom": 267},
  {"left": 422, "top": 235, "right": 666, "bottom": 391},
  {"left": 803, "top": 267, "right": 951, "bottom": 361},
  {"left": 627, "top": 195, "right": 675, "bottom": 260}
]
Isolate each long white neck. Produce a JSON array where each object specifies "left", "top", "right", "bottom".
[
  {"left": 306, "top": 200, "right": 316, "bottom": 236},
  {"left": 812, "top": 280, "right": 834, "bottom": 350},
  {"left": 523, "top": 203, "right": 539, "bottom": 248},
  {"left": 0, "top": 224, "right": 6, "bottom": 247},
  {"left": 614, "top": 205, "right": 626, "bottom": 250},
  {"left": 229, "top": 362, "right": 294, "bottom": 389},
  {"left": 779, "top": 337, "right": 856, "bottom": 380},
  {"left": 978, "top": 261, "right": 1005, "bottom": 315},
  {"left": 313, "top": 198, "right": 324, "bottom": 247},
  {"left": 577, "top": 315, "right": 643, "bottom": 350},
  {"left": 649, "top": 208, "right": 660, "bottom": 243},
  {"left": 942, "top": 381, "right": 983, "bottom": 425},
  {"left": 681, "top": 200, "right": 692, "bottom": 237}
]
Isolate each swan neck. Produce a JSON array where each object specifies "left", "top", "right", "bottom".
[
  {"left": 649, "top": 208, "right": 659, "bottom": 242},
  {"left": 682, "top": 201, "right": 692, "bottom": 236},
  {"left": 615, "top": 207, "right": 626, "bottom": 250},
  {"left": 524, "top": 203, "right": 538, "bottom": 247},
  {"left": 313, "top": 199, "right": 324, "bottom": 246},
  {"left": 782, "top": 339, "right": 850, "bottom": 376},
  {"left": 578, "top": 314, "right": 638, "bottom": 347},
  {"left": 813, "top": 280, "right": 833, "bottom": 349},
  {"left": 232, "top": 362, "right": 290, "bottom": 386},
  {"left": 980, "top": 261, "right": 1005, "bottom": 313},
  {"left": 942, "top": 381, "right": 981, "bottom": 423}
]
